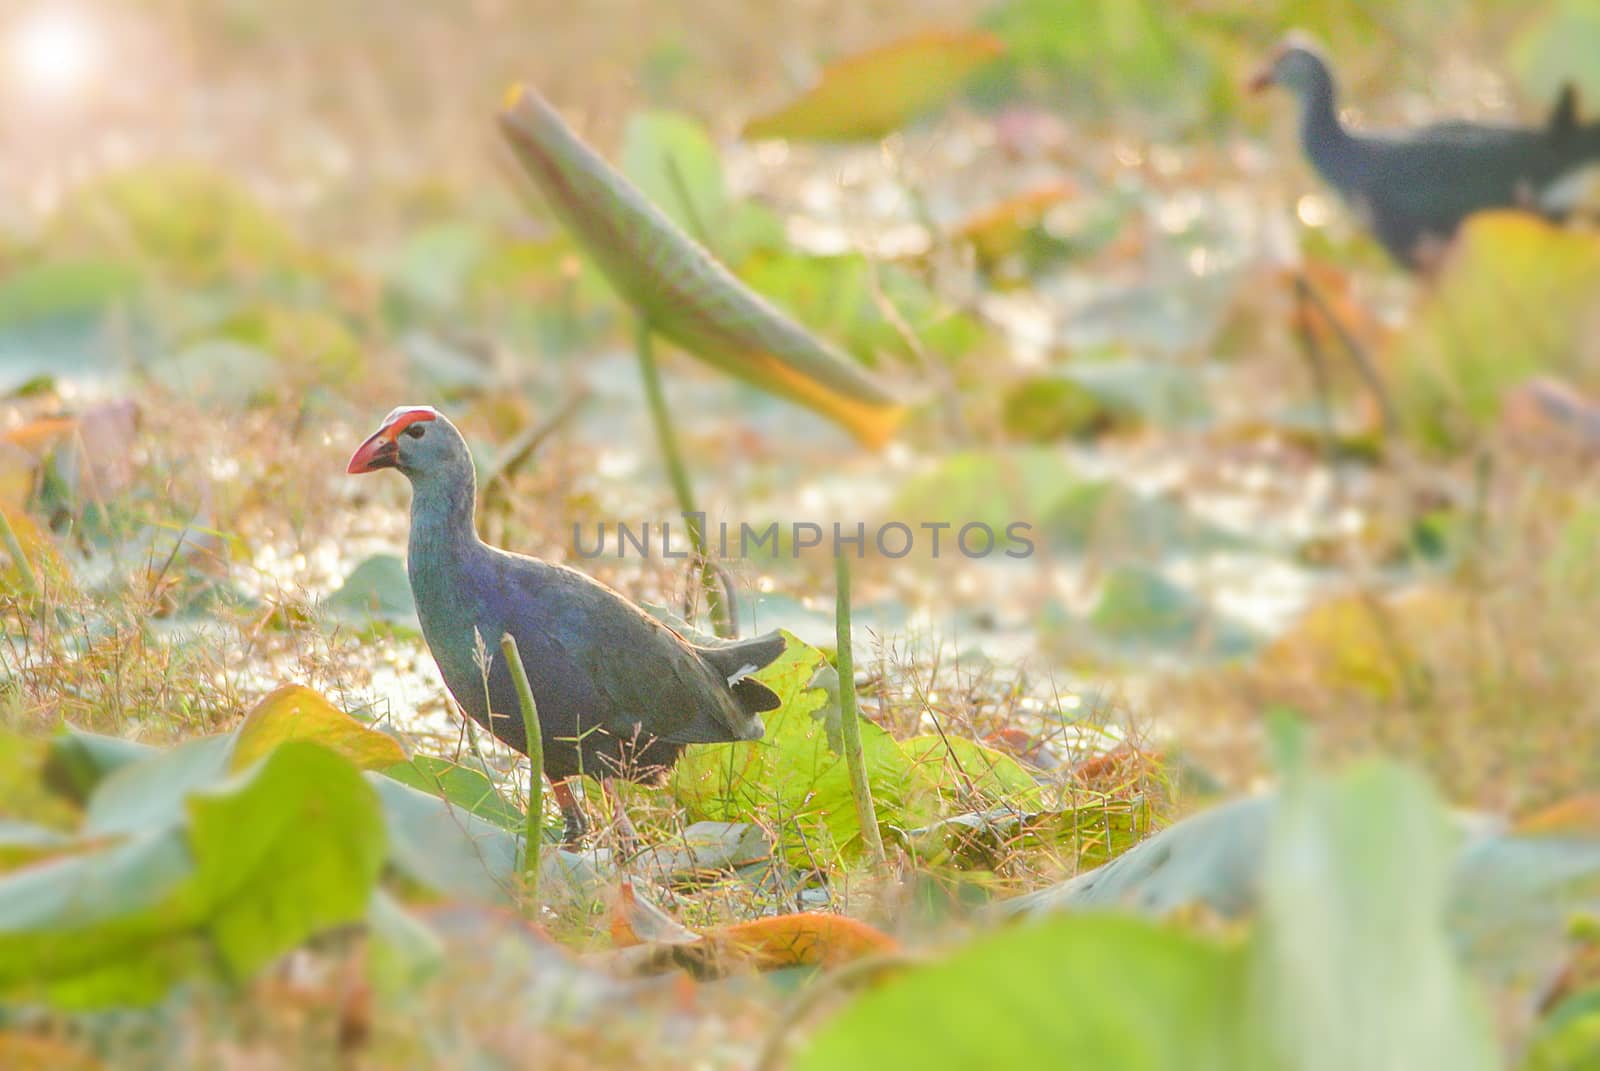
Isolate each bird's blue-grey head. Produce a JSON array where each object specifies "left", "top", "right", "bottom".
[
  {"left": 1249, "top": 34, "right": 1335, "bottom": 104},
  {"left": 346, "top": 406, "right": 473, "bottom": 485},
  {"left": 348, "top": 405, "right": 479, "bottom": 550}
]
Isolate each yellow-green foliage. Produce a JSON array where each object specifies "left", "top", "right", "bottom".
[{"left": 1389, "top": 214, "right": 1600, "bottom": 452}]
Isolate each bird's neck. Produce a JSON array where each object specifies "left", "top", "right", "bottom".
[
  {"left": 408, "top": 471, "right": 480, "bottom": 563},
  {"left": 1297, "top": 74, "right": 1357, "bottom": 184}
]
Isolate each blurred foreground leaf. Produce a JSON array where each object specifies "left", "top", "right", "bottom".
[
  {"left": 805, "top": 756, "right": 1513, "bottom": 1068},
  {"left": 498, "top": 85, "right": 906, "bottom": 448},
  {"left": 743, "top": 29, "right": 1004, "bottom": 142},
  {"left": 368, "top": 775, "right": 606, "bottom": 911},
  {"left": 0, "top": 742, "right": 384, "bottom": 1007},
  {"left": 232, "top": 684, "right": 405, "bottom": 772},
  {"left": 1253, "top": 761, "right": 1496, "bottom": 1070},
  {"left": 187, "top": 743, "right": 387, "bottom": 976},
  {"left": 41, "top": 730, "right": 156, "bottom": 804},
  {"left": 796, "top": 914, "right": 1248, "bottom": 1070},
  {"left": 382, "top": 754, "right": 524, "bottom": 831}
]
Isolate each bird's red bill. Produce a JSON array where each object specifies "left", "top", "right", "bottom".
[
  {"left": 346, "top": 406, "right": 439, "bottom": 473},
  {"left": 346, "top": 429, "right": 398, "bottom": 473}
]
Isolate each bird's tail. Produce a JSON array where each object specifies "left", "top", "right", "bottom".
[
  {"left": 1540, "top": 123, "right": 1600, "bottom": 217},
  {"left": 697, "top": 630, "right": 787, "bottom": 715}
]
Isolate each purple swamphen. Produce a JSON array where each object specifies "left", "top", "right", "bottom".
[
  {"left": 1252, "top": 34, "right": 1600, "bottom": 270},
  {"left": 347, "top": 406, "right": 784, "bottom": 844}
]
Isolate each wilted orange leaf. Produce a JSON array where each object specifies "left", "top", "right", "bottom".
[
  {"left": 1516, "top": 793, "right": 1600, "bottom": 835},
  {"left": 610, "top": 879, "right": 700, "bottom": 948},
  {"left": 231, "top": 685, "right": 405, "bottom": 772},
  {"left": 498, "top": 86, "right": 906, "bottom": 449},
  {"left": 0, "top": 1033, "right": 101, "bottom": 1071},
  {"left": 953, "top": 182, "right": 1076, "bottom": 266},
  {"left": 3, "top": 417, "right": 77, "bottom": 454},
  {"left": 610, "top": 879, "right": 897, "bottom": 972},
  {"left": 744, "top": 30, "right": 1005, "bottom": 141},
  {"left": 713, "top": 912, "right": 899, "bottom": 969}
]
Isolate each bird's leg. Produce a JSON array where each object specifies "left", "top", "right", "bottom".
[
  {"left": 601, "top": 776, "right": 642, "bottom": 858},
  {"left": 551, "top": 779, "right": 589, "bottom": 845},
  {"left": 1289, "top": 273, "right": 1342, "bottom": 468},
  {"left": 1293, "top": 271, "right": 1398, "bottom": 438}
]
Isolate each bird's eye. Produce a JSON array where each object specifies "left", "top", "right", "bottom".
[{"left": 403, "top": 424, "right": 427, "bottom": 440}]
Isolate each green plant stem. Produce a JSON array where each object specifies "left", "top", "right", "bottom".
[
  {"left": 634, "top": 318, "right": 734, "bottom": 637},
  {"left": 0, "top": 509, "right": 37, "bottom": 600},
  {"left": 500, "top": 633, "right": 544, "bottom": 909},
  {"left": 834, "top": 553, "right": 886, "bottom": 869}
]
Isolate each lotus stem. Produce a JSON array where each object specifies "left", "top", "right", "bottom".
[
  {"left": 834, "top": 553, "right": 886, "bottom": 869},
  {"left": 0, "top": 509, "right": 37, "bottom": 600},
  {"left": 634, "top": 318, "right": 734, "bottom": 637},
  {"left": 500, "top": 632, "right": 544, "bottom": 908}
]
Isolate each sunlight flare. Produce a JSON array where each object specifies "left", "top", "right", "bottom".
[{"left": 9, "top": 5, "right": 99, "bottom": 101}]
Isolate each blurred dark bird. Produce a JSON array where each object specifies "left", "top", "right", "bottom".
[
  {"left": 347, "top": 406, "right": 783, "bottom": 845},
  {"left": 1252, "top": 34, "right": 1600, "bottom": 270}
]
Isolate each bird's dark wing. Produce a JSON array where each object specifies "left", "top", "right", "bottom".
[
  {"left": 1345, "top": 124, "right": 1586, "bottom": 251},
  {"left": 491, "top": 553, "right": 764, "bottom": 744}
]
